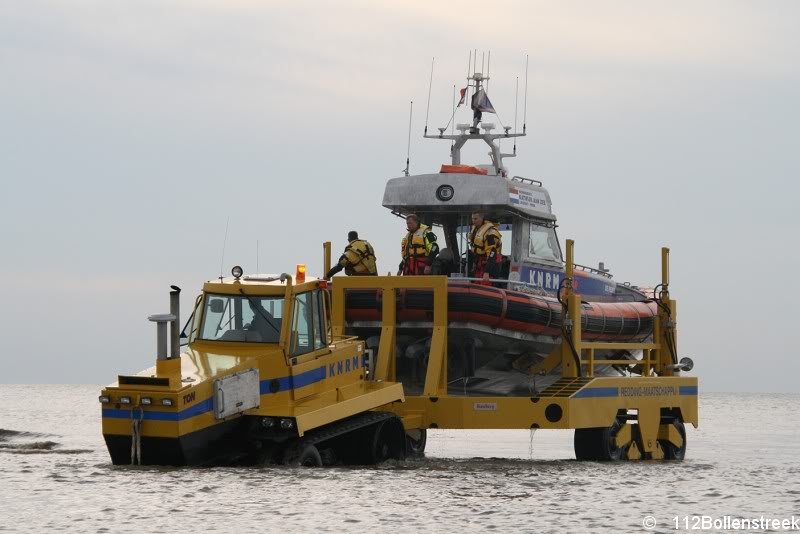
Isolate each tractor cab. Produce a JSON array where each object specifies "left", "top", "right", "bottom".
[{"left": 100, "top": 266, "right": 405, "bottom": 466}]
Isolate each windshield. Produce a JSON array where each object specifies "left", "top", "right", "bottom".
[
  {"left": 200, "top": 294, "right": 284, "bottom": 343},
  {"left": 529, "top": 223, "right": 562, "bottom": 261}
]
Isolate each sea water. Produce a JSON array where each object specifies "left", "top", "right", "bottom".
[{"left": 1, "top": 386, "right": 798, "bottom": 533}]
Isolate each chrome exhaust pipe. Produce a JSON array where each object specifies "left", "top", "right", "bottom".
[
  {"left": 148, "top": 285, "right": 181, "bottom": 361},
  {"left": 148, "top": 313, "right": 175, "bottom": 360},
  {"left": 169, "top": 285, "right": 181, "bottom": 359}
]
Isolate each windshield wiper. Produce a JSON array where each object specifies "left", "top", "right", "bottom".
[{"left": 238, "top": 289, "right": 281, "bottom": 335}]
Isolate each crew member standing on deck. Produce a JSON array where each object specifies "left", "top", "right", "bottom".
[
  {"left": 468, "top": 211, "right": 502, "bottom": 280},
  {"left": 325, "top": 231, "right": 378, "bottom": 279},
  {"left": 398, "top": 214, "right": 439, "bottom": 275}
]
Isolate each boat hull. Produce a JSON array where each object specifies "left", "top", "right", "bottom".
[{"left": 344, "top": 282, "right": 655, "bottom": 395}]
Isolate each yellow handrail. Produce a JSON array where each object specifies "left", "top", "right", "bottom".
[{"left": 561, "top": 241, "right": 677, "bottom": 378}]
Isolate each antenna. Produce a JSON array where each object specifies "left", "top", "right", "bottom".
[
  {"left": 514, "top": 76, "right": 519, "bottom": 155},
  {"left": 219, "top": 216, "right": 230, "bottom": 281},
  {"left": 404, "top": 100, "right": 413, "bottom": 176},
  {"left": 473, "top": 49, "right": 478, "bottom": 103},
  {"left": 465, "top": 51, "right": 472, "bottom": 104},
  {"left": 486, "top": 51, "right": 491, "bottom": 91},
  {"left": 256, "top": 240, "right": 259, "bottom": 274},
  {"left": 424, "top": 57, "right": 434, "bottom": 136},
  {"left": 523, "top": 54, "right": 529, "bottom": 134},
  {"left": 450, "top": 84, "right": 456, "bottom": 141}
]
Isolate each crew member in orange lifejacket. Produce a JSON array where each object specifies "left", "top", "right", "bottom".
[
  {"left": 325, "top": 231, "right": 378, "bottom": 279},
  {"left": 468, "top": 211, "right": 503, "bottom": 280},
  {"left": 398, "top": 214, "right": 439, "bottom": 275}
]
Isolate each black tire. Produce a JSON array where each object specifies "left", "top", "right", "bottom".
[
  {"left": 367, "top": 418, "right": 406, "bottom": 464},
  {"left": 659, "top": 420, "right": 687, "bottom": 460},
  {"left": 574, "top": 419, "right": 626, "bottom": 461},
  {"left": 406, "top": 429, "right": 427, "bottom": 456},
  {"left": 574, "top": 428, "right": 599, "bottom": 461},
  {"left": 282, "top": 442, "right": 323, "bottom": 467},
  {"left": 371, "top": 423, "right": 391, "bottom": 464}
]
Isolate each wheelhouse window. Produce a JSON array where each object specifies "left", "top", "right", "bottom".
[
  {"left": 529, "top": 223, "right": 562, "bottom": 261},
  {"left": 456, "top": 223, "right": 513, "bottom": 255},
  {"left": 498, "top": 223, "right": 513, "bottom": 254},
  {"left": 199, "top": 294, "right": 284, "bottom": 343}
]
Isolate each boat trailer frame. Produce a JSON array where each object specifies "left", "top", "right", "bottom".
[{"left": 329, "top": 240, "right": 698, "bottom": 460}]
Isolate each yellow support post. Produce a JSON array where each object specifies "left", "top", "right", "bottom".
[
  {"left": 280, "top": 275, "right": 293, "bottom": 352},
  {"left": 655, "top": 247, "right": 678, "bottom": 376},
  {"left": 323, "top": 241, "right": 331, "bottom": 277},
  {"left": 328, "top": 274, "right": 448, "bottom": 396},
  {"left": 565, "top": 239, "right": 574, "bottom": 280},
  {"left": 331, "top": 277, "right": 346, "bottom": 339},
  {"left": 423, "top": 276, "right": 449, "bottom": 396},
  {"left": 560, "top": 239, "right": 581, "bottom": 378},
  {"left": 374, "top": 288, "right": 396, "bottom": 382}
]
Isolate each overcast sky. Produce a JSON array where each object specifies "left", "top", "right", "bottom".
[{"left": 1, "top": 1, "right": 797, "bottom": 392}]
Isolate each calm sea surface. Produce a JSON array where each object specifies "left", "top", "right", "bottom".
[{"left": 1, "top": 386, "right": 798, "bottom": 533}]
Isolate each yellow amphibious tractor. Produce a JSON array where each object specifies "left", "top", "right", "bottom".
[{"left": 100, "top": 241, "right": 697, "bottom": 466}]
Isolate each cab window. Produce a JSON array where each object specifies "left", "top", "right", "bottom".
[
  {"left": 291, "top": 292, "right": 313, "bottom": 355},
  {"left": 199, "top": 294, "right": 283, "bottom": 343},
  {"left": 312, "top": 290, "right": 327, "bottom": 350},
  {"left": 291, "top": 290, "right": 328, "bottom": 355}
]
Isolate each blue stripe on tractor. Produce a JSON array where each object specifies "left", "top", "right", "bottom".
[
  {"left": 102, "top": 398, "right": 214, "bottom": 422},
  {"left": 258, "top": 366, "right": 326, "bottom": 394},
  {"left": 573, "top": 385, "right": 698, "bottom": 399},
  {"left": 103, "top": 367, "right": 329, "bottom": 422},
  {"left": 572, "top": 387, "right": 619, "bottom": 398}
]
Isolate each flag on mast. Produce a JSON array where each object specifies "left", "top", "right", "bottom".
[
  {"left": 457, "top": 86, "right": 468, "bottom": 107},
  {"left": 471, "top": 89, "right": 495, "bottom": 114}
]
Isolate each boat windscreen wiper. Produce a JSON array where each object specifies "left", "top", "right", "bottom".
[{"left": 238, "top": 289, "right": 281, "bottom": 335}]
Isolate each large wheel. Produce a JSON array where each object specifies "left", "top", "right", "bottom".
[
  {"left": 282, "top": 442, "right": 323, "bottom": 467},
  {"left": 406, "top": 429, "right": 427, "bottom": 456},
  {"left": 366, "top": 418, "right": 406, "bottom": 464},
  {"left": 659, "top": 420, "right": 687, "bottom": 460},
  {"left": 371, "top": 423, "right": 391, "bottom": 464},
  {"left": 574, "top": 419, "right": 626, "bottom": 461}
]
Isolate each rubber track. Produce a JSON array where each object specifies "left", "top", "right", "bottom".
[{"left": 299, "top": 411, "right": 396, "bottom": 446}]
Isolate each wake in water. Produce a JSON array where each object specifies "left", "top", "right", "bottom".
[{"left": 0, "top": 428, "right": 91, "bottom": 455}]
